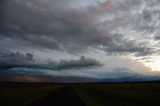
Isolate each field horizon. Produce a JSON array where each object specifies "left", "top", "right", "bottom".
[{"left": 1, "top": 82, "right": 160, "bottom": 106}]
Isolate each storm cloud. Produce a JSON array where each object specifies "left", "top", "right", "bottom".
[
  {"left": 0, "top": 52, "right": 101, "bottom": 70},
  {"left": 0, "top": 0, "right": 159, "bottom": 55},
  {"left": 0, "top": 0, "right": 160, "bottom": 82},
  {"left": 0, "top": 52, "right": 35, "bottom": 69},
  {"left": 49, "top": 56, "right": 102, "bottom": 70}
]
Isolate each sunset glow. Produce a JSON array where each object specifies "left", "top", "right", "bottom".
[{"left": 144, "top": 57, "right": 160, "bottom": 71}]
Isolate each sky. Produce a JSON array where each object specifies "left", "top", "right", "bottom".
[{"left": 0, "top": 0, "right": 160, "bottom": 82}]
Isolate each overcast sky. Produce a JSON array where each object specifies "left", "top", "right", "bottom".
[{"left": 0, "top": 0, "right": 160, "bottom": 82}]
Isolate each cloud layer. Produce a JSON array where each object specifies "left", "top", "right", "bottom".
[
  {"left": 0, "top": 0, "right": 160, "bottom": 82},
  {"left": 0, "top": 0, "right": 159, "bottom": 56},
  {"left": 0, "top": 52, "right": 101, "bottom": 70}
]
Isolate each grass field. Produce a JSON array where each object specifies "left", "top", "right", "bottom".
[
  {"left": 0, "top": 83, "right": 63, "bottom": 106},
  {"left": 0, "top": 82, "right": 160, "bottom": 106},
  {"left": 74, "top": 83, "right": 160, "bottom": 106}
]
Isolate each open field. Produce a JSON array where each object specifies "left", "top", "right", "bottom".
[
  {"left": 0, "top": 83, "right": 63, "bottom": 106},
  {"left": 74, "top": 83, "right": 160, "bottom": 106},
  {"left": 0, "top": 82, "right": 160, "bottom": 106}
]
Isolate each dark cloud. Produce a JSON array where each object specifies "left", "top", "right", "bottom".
[
  {"left": 154, "top": 36, "right": 160, "bottom": 40},
  {"left": 0, "top": 52, "right": 35, "bottom": 69},
  {"left": 0, "top": 0, "right": 160, "bottom": 82},
  {"left": 0, "top": 0, "right": 158, "bottom": 56},
  {"left": 48, "top": 56, "right": 102, "bottom": 70},
  {"left": 0, "top": 52, "right": 102, "bottom": 70}
]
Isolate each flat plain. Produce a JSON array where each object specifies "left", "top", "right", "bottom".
[{"left": 0, "top": 82, "right": 160, "bottom": 106}]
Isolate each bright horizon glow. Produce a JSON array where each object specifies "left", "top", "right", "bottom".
[
  {"left": 130, "top": 55, "right": 160, "bottom": 72},
  {"left": 144, "top": 57, "right": 160, "bottom": 71}
]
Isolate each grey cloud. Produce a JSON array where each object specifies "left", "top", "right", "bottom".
[
  {"left": 0, "top": 52, "right": 34, "bottom": 63},
  {"left": 0, "top": 0, "right": 159, "bottom": 56},
  {"left": 100, "top": 34, "right": 153, "bottom": 56},
  {"left": 0, "top": 52, "right": 35, "bottom": 69},
  {"left": 154, "top": 36, "right": 160, "bottom": 40},
  {"left": 1, "top": 0, "right": 160, "bottom": 82},
  {"left": 48, "top": 56, "right": 102, "bottom": 70},
  {"left": 0, "top": 52, "right": 102, "bottom": 70},
  {"left": 0, "top": 0, "right": 113, "bottom": 53},
  {"left": 111, "top": 67, "right": 141, "bottom": 78}
]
